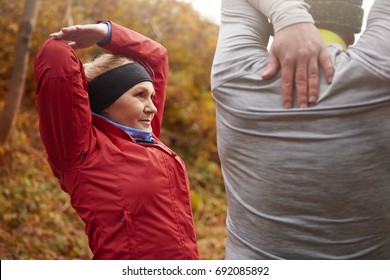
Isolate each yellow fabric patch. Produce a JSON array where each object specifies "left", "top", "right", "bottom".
[{"left": 318, "top": 28, "right": 347, "bottom": 50}]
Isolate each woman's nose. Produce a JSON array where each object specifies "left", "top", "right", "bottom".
[{"left": 145, "top": 99, "right": 157, "bottom": 113}]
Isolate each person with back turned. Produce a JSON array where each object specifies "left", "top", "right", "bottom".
[{"left": 211, "top": 0, "right": 390, "bottom": 259}]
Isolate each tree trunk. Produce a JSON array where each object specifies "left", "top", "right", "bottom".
[
  {"left": 62, "top": 0, "right": 73, "bottom": 27},
  {"left": 0, "top": 0, "right": 40, "bottom": 144}
]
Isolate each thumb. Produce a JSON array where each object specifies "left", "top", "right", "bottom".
[
  {"left": 319, "top": 48, "right": 334, "bottom": 83},
  {"left": 261, "top": 52, "right": 280, "bottom": 80},
  {"left": 68, "top": 42, "right": 80, "bottom": 49}
]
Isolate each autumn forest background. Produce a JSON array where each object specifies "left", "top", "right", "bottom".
[{"left": 0, "top": 0, "right": 227, "bottom": 259}]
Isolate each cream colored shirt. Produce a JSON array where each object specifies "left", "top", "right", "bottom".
[
  {"left": 212, "top": 0, "right": 390, "bottom": 259},
  {"left": 248, "top": 0, "right": 314, "bottom": 32}
]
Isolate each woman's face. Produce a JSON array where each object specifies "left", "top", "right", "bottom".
[{"left": 101, "top": 81, "right": 157, "bottom": 131}]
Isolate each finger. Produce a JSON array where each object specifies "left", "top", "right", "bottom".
[
  {"left": 319, "top": 48, "right": 334, "bottom": 83},
  {"left": 307, "top": 56, "right": 319, "bottom": 104},
  {"left": 294, "top": 60, "right": 308, "bottom": 108},
  {"left": 58, "top": 27, "right": 73, "bottom": 38},
  {"left": 261, "top": 52, "right": 280, "bottom": 80},
  {"left": 61, "top": 25, "right": 79, "bottom": 34},
  {"left": 59, "top": 26, "right": 84, "bottom": 41},
  {"left": 280, "top": 63, "right": 294, "bottom": 109},
  {"left": 49, "top": 31, "right": 65, "bottom": 39}
]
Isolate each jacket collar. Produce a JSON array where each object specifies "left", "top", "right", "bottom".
[
  {"left": 92, "top": 114, "right": 160, "bottom": 145},
  {"left": 92, "top": 114, "right": 136, "bottom": 143}
]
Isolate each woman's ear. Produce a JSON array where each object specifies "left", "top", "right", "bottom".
[{"left": 100, "top": 107, "right": 110, "bottom": 117}]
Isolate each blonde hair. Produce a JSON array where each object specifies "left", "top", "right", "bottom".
[{"left": 84, "top": 53, "right": 134, "bottom": 81}]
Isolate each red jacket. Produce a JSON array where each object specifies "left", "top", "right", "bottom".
[{"left": 34, "top": 22, "right": 199, "bottom": 260}]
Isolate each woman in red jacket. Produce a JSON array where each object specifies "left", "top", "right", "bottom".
[{"left": 34, "top": 21, "right": 199, "bottom": 260}]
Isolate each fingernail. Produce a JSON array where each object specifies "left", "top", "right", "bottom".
[
  {"left": 284, "top": 102, "right": 292, "bottom": 109},
  {"left": 309, "top": 96, "right": 317, "bottom": 103},
  {"left": 299, "top": 103, "right": 308, "bottom": 109},
  {"left": 328, "top": 76, "right": 333, "bottom": 83}
]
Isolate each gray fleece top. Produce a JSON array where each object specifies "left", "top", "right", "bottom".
[{"left": 211, "top": 0, "right": 390, "bottom": 259}]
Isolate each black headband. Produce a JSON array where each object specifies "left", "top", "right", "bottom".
[{"left": 88, "top": 63, "right": 153, "bottom": 113}]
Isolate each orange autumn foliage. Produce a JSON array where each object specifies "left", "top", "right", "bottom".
[{"left": 0, "top": 0, "right": 226, "bottom": 260}]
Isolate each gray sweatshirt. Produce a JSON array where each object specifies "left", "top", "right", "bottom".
[{"left": 211, "top": 0, "right": 390, "bottom": 259}]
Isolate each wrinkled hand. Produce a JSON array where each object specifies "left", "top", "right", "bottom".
[
  {"left": 262, "top": 23, "right": 334, "bottom": 108},
  {"left": 50, "top": 24, "right": 108, "bottom": 49}
]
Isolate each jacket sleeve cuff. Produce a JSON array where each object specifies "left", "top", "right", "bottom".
[
  {"left": 97, "top": 21, "right": 112, "bottom": 47},
  {"left": 248, "top": 0, "right": 314, "bottom": 33}
]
